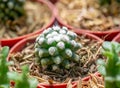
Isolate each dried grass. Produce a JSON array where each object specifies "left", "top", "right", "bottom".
[{"left": 56, "top": 0, "right": 120, "bottom": 31}]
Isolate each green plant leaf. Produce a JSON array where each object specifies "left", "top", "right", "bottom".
[
  {"left": 105, "top": 76, "right": 115, "bottom": 83},
  {"left": 1, "top": 46, "right": 9, "bottom": 59},
  {"left": 7, "top": 72, "right": 19, "bottom": 81},
  {"left": 97, "top": 59, "right": 105, "bottom": 66},
  {"left": 0, "top": 84, "right": 9, "bottom": 88},
  {"left": 97, "top": 59, "right": 106, "bottom": 75},
  {"left": 116, "top": 61, "right": 120, "bottom": 66},
  {"left": 102, "top": 41, "right": 112, "bottom": 51},
  {"left": 0, "top": 46, "right": 10, "bottom": 86},
  {"left": 29, "top": 78, "right": 38, "bottom": 88},
  {"left": 116, "top": 75, "right": 120, "bottom": 82},
  {"left": 102, "top": 51, "right": 113, "bottom": 59},
  {"left": 99, "top": 41, "right": 120, "bottom": 88},
  {"left": 97, "top": 65, "right": 106, "bottom": 76},
  {"left": 112, "top": 42, "right": 120, "bottom": 53},
  {"left": 116, "top": 75, "right": 120, "bottom": 87}
]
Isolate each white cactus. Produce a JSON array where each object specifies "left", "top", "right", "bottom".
[{"left": 35, "top": 26, "right": 82, "bottom": 71}]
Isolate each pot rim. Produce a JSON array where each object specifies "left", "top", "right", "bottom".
[
  {"left": 37, "top": 72, "right": 101, "bottom": 87},
  {"left": 112, "top": 33, "right": 120, "bottom": 42},
  {"left": 1, "top": 0, "right": 55, "bottom": 41},
  {"left": 9, "top": 30, "right": 103, "bottom": 55},
  {"left": 8, "top": 31, "right": 103, "bottom": 87}
]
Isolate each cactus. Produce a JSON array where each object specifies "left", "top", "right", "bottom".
[
  {"left": 0, "top": 46, "right": 10, "bottom": 88},
  {"left": 0, "top": 0, "right": 25, "bottom": 24},
  {"left": 97, "top": 41, "right": 120, "bottom": 88},
  {"left": 0, "top": 46, "right": 38, "bottom": 88},
  {"left": 35, "top": 26, "right": 82, "bottom": 71},
  {"left": 8, "top": 65, "right": 38, "bottom": 88}
]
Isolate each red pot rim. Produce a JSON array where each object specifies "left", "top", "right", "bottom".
[
  {"left": 8, "top": 31, "right": 103, "bottom": 88},
  {"left": 112, "top": 33, "right": 120, "bottom": 42},
  {"left": 54, "top": 3, "right": 120, "bottom": 35},
  {"left": 9, "top": 31, "right": 103, "bottom": 54},
  {"left": 1, "top": 0, "right": 55, "bottom": 42},
  {"left": 10, "top": 72, "right": 101, "bottom": 88}
]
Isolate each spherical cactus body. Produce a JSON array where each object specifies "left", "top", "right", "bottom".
[{"left": 35, "top": 26, "right": 82, "bottom": 71}]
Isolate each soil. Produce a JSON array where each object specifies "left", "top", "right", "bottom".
[
  {"left": 9, "top": 35, "right": 103, "bottom": 84},
  {"left": 75, "top": 73, "right": 104, "bottom": 88},
  {"left": 56, "top": 0, "right": 120, "bottom": 31},
  {"left": 0, "top": 0, "right": 52, "bottom": 39}
]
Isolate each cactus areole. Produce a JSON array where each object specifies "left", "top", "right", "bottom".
[
  {"left": 35, "top": 26, "right": 82, "bottom": 71},
  {"left": 0, "top": 0, "right": 25, "bottom": 24}
]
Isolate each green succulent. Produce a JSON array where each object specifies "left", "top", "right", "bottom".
[
  {"left": 97, "top": 41, "right": 120, "bottom": 88},
  {"left": 8, "top": 65, "right": 38, "bottom": 88},
  {"left": 0, "top": 46, "right": 38, "bottom": 88},
  {"left": 0, "top": 0, "right": 25, "bottom": 24},
  {"left": 0, "top": 46, "right": 10, "bottom": 88},
  {"left": 35, "top": 26, "right": 82, "bottom": 71}
]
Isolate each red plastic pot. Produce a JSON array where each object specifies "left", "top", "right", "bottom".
[
  {"left": 8, "top": 29, "right": 103, "bottom": 88},
  {"left": 49, "top": 0, "right": 58, "bottom": 4},
  {"left": 112, "top": 33, "right": 120, "bottom": 42},
  {"left": 10, "top": 72, "right": 101, "bottom": 88},
  {"left": 54, "top": 1, "right": 120, "bottom": 41},
  {"left": 38, "top": 72, "right": 101, "bottom": 88},
  {"left": 1, "top": 0, "right": 55, "bottom": 48}
]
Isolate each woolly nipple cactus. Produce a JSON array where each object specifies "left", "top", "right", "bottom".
[
  {"left": 0, "top": 0, "right": 25, "bottom": 24},
  {"left": 97, "top": 41, "right": 120, "bottom": 88},
  {"left": 35, "top": 26, "right": 82, "bottom": 71}
]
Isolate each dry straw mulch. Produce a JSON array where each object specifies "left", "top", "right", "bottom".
[
  {"left": 9, "top": 35, "right": 103, "bottom": 84},
  {"left": 0, "top": 0, "right": 52, "bottom": 39},
  {"left": 56, "top": 0, "right": 120, "bottom": 31},
  {"left": 67, "top": 73, "right": 104, "bottom": 88}
]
